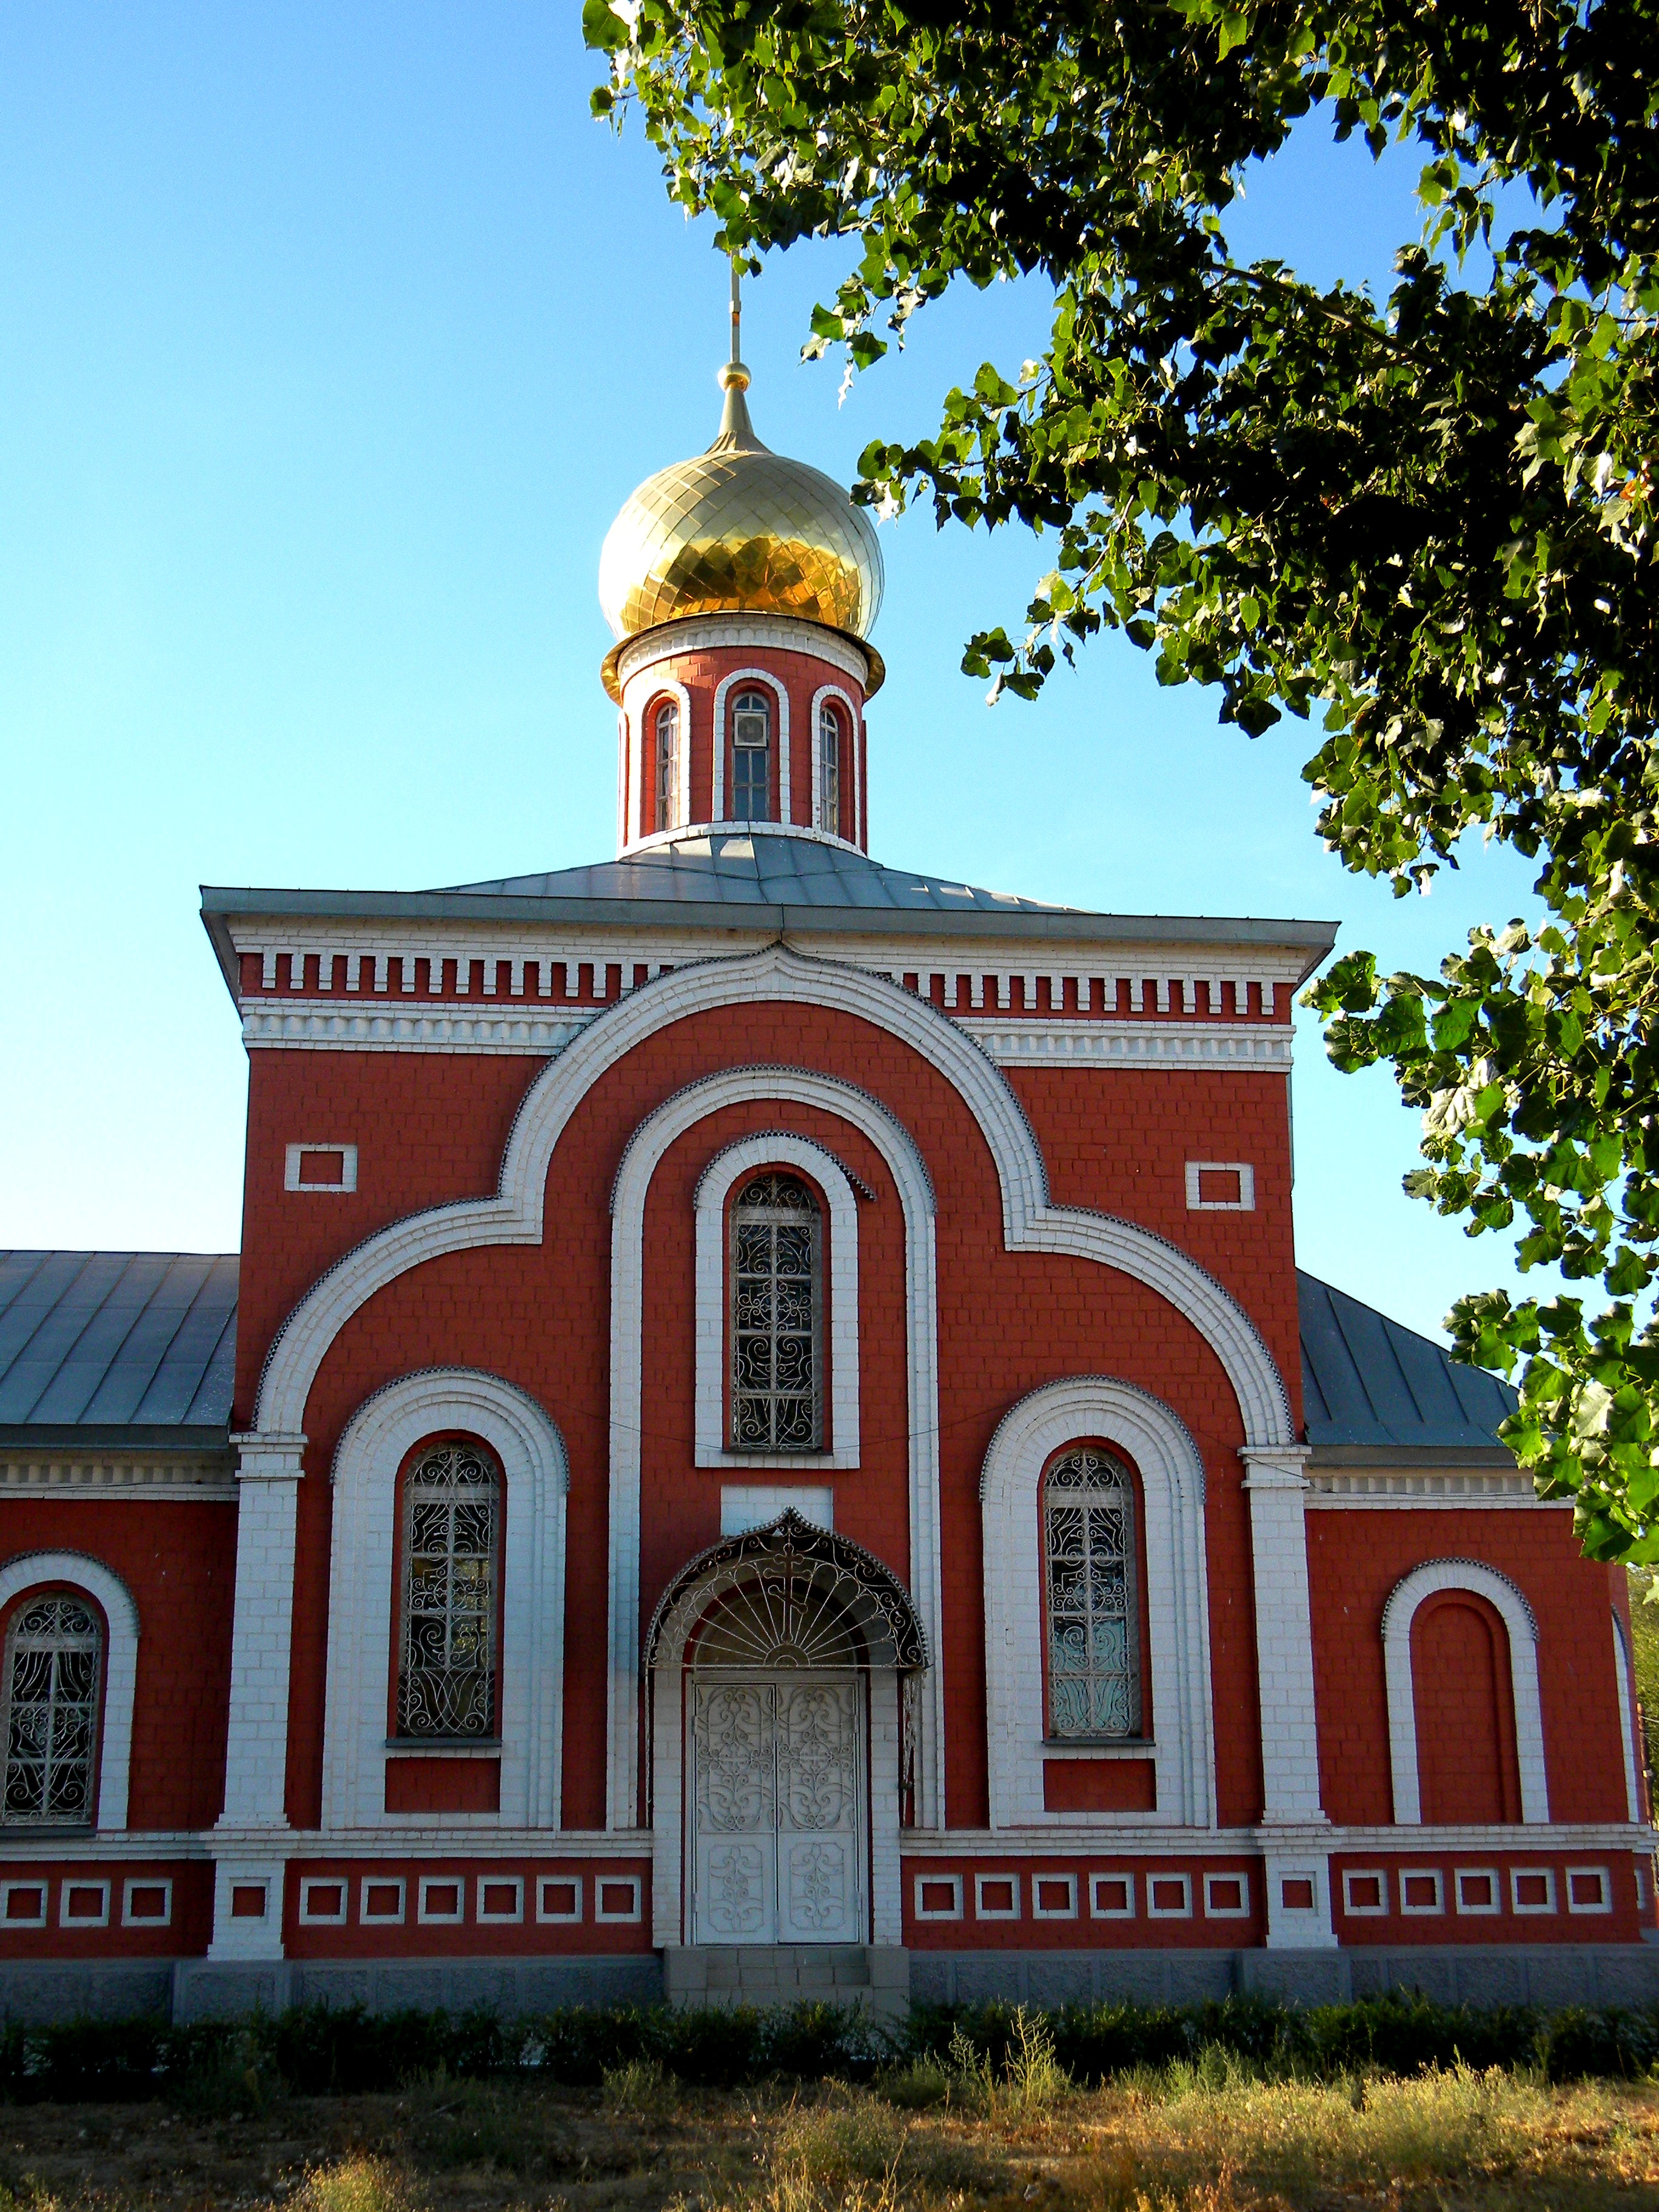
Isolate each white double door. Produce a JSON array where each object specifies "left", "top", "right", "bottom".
[{"left": 688, "top": 1672, "right": 865, "bottom": 1943}]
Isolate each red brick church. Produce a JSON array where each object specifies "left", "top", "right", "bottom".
[{"left": 1, "top": 338, "right": 1654, "bottom": 2020}]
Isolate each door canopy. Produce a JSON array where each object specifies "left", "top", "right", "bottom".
[{"left": 645, "top": 1510, "right": 928, "bottom": 1673}]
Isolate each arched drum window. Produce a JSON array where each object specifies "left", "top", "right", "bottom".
[
  {"left": 2, "top": 1594, "right": 101, "bottom": 1825},
  {"left": 731, "top": 1173, "right": 822, "bottom": 1449},
  {"left": 1044, "top": 1447, "right": 1141, "bottom": 1737},
  {"left": 730, "top": 689, "right": 772, "bottom": 820},
  {"left": 819, "top": 705, "right": 842, "bottom": 838},
  {"left": 398, "top": 1441, "right": 501, "bottom": 1739},
  {"left": 654, "top": 699, "right": 679, "bottom": 831}
]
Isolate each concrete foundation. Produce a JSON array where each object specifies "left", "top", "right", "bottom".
[{"left": 662, "top": 1943, "right": 909, "bottom": 2021}]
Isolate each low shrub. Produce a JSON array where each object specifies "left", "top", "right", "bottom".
[{"left": 1, "top": 1987, "right": 1657, "bottom": 2106}]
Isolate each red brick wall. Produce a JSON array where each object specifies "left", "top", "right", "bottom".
[
  {"left": 1307, "top": 1507, "right": 1629, "bottom": 1826},
  {"left": 250, "top": 1001, "right": 1278, "bottom": 1833},
  {"left": 0, "top": 1504, "right": 235, "bottom": 1833}
]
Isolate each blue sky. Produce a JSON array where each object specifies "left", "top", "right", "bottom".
[{"left": 1, "top": 4, "right": 1551, "bottom": 1349}]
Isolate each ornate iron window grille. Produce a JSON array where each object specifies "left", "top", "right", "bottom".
[
  {"left": 1044, "top": 1447, "right": 1142, "bottom": 1738},
  {"left": 2, "top": 1595, "right": 100, "bottom": 1825},
  {"left": 397, "top": 1442, "right": 500, "bottom": 1739},
  {"left": 731, "top": 689, "right": 771, "bottom": 820},
  {"left": 819, "top": 706, "right": 840, "bottom": 837},
  {"left": 731, "top": 1172, "right": 821, "bottom": 1450},
  {"left": 655, "top": 700, "right": 679, "bottom": 830}
]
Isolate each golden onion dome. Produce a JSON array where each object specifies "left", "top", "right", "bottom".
[{"left": 598, "top": 363, "right": 885, "bottom": 650}]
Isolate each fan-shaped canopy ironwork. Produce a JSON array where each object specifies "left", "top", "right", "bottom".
[{"left": 645, "top": 1510, "right": 928, "bottom": 1674}]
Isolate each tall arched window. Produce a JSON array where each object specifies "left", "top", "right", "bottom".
[
  {"left": 819, "top": 705, "right": 842, "bottom": 837},
  {"left": 2, "top": 1593, "right": 101, "bottom": 1825},
  {"left": 655, "top": 699, "right": 679, "bottom": 831},
  {"left": 730, "top": 689, "right": 772, "bottom": 820},
  {"left": 731, "top": 1173, "right": 821, "bottom": 1449},
  {"left": 1044, "top": 1447, "right": 1141, "bottom": 1737},
  {"left": 397, "top": 1441, "right": 501, "bottom": 1739}
]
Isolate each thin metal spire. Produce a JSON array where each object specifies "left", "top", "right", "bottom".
[
  {"left": 712, "top": 255, "right": 763, "bottom": 451},
  {"left": 731, "top": 257, "right": 742, "bottom": 367}
]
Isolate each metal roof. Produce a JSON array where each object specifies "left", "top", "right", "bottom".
[
  {"left": 1299, "top": 1269, "right": 1518, "bottom": 1463},
  {"left": 199, "top": 831, "right": 1339, "bottom": 1002},
  {"left": 0, "top": 1252, "right": 238, "bottom": 1448},
  {"left": 440, "top": 832, "right": 1073, "bottom": 913}
]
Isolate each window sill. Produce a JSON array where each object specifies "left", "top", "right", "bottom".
[
  {"left": 1042, "top": 1740, "right": 1155, "bottom": 1760},
  {"left": 384, "top": 1740, "right": 502, "bottom": 1759}
]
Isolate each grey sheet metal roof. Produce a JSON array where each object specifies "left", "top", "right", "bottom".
[
  {"left": 0, "top": 1252, "right": 238, "bottom": 1449},
  {"left": 440, "top": 833, "right": 1071, "bottom": 913},
  {"left": 200, "top": 831, "right": 1339, "bottom": 1001},
  {"left": 1299, "top": 1269, "right": 1518, "bottom": 1463}
]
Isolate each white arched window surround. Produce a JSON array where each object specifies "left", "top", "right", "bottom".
[
  {"left": 1612, "top": 1607, "right": 1643, "bottom": 1823},
  {"left": 694, "top": 1133, "right": 863, "bottom": 1469},
  {"left": 980, "top": 1379, "right": 1214, "bottom": 1829},
  {"left": 0, "top": 1553, "right": 138, "bottom": 1832},
  {"left": 711, "top": 669, "right": 790, "bottom": 824},
  {"left": 640, "top": 679, "right": 692, "bottom": 839},
  {"left": 324, "top": 1369, "right": 569, "bottom": 1831},
  {"left": 609, "top": 1063, "right": 943, "bottom": 1842},
  {"left": 1381, "top": 1558, "right": 1549, "bottom": 1825},
  {"left": 810, "top": 683, "right": 860, "bottom": 845}
]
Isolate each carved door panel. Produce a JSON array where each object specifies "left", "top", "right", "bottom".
[{"left": 689, "top": 1675, "right": 863, "bottom": 1944}]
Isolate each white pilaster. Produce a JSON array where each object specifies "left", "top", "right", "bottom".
[{"left": 218, "top": 1433, "right": 304, "bottom": 1832}]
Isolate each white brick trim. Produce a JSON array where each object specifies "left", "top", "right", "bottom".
[
  {"left": 1185, "top": 1161, "right": 1254, "bottom": 1212},
  {"left": 1380, "top": 1558, "right": 1548, "bottom": 1825},
  {"left": 809, "top": 683, "right": 860, "bottom": 841},
  {"left": 253, "top": 945, "right": 1292, "bottom": 1461},
  {"left": 219, "top": 1435, "right": 306, "bottom": 1835},
  {"left": 979, "top": 1378, "right": 1215, "bottom": 1830},
  {"left": 614, "top": 614, "right": 872, "bottom": 696},
  {"left": 285, "top": 1143, "right": 358, "bottom": 1193},
  {"left": 692, "top": 1133, "right": 860, "bottom": 1469},
  {"left": 712, "top": 669, "right": 790, "bottom": 825},
  {"left": 610, "top": 1065, "right": 943, "bottom": 1842},
  {"left": 0, "top": 1551, "right": 138, "bottom": 1834},
  {"left": 323, "top": 1369, "right": 569, "bottom": 1832},
  {"left": 1239, "top": 1448, "right": 1326, "bottom": 1827},
  {"left": 1613, "top": 1607, "right": 1643, "bottom": 1823}
]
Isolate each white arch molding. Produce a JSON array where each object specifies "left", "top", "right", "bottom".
[
  {"left": 979, "top": 1378, "right": 1215, "bottom": 1829},
  {"left": 323, "top": 1369, "right": 569, "bottom": 1831},
  {"left": 0, "top": 1551, "right": 140, "bottom": 1832},
  {"left": 609, "top": 1066, "right": 943, "bottom": 1832},
  {"left": 692, "top": 1131, "right": 862, "bottom": 1469},
  {"left": 1612, "top": 1608, "right": 1643, "bottom": 1823},
  {"left": 252, "top": 944, "right": 1291, "bottom": 1452},
  {"left": 1380, "top": 1558, "right": 1549, "bottom": 1825},
  {"left": 810, "top": 683, "right": 861, "bottom": 842},
  {"left": 711, "top": 669, "right": 791, "bottom": 824}
]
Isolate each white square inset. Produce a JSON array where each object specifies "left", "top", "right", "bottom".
[
  {"left": 418, "top": 1877, "right": 466, "bottom": 1926},
  {"left": 720, "top": 1485, "right": 834, "bottom": 1536},
  {"left": 1147, "top": 1872, "right": 1192, "bottom": 1919},
  {"left": 285, "top": 1142, "right": 358, "bottom": 1193},
  {"left": 0, "top": 1881, "right": 47, "bottom": 1929},
  {"left": 974, "top": 1872, "right": 1021, "bottom": 1921},
  {"left": 914, "top": 1874, "right": 964, "bottom": 1922},
  {"left": 537, "top": 1875, "right": 583, "bottom": 1924},
  {"left": 1454, "top": 1868, "right": 1501, "bottom": 1917},
  {"left": 1341, "top": 1869, "right": 1389, "bottom": 1917},
  {"left": 59, "top": 1879, "right": 110, "bottom": 1929},
  {"left": 1203, "top": 1871, "right": 1250, "bottom": 1919},
  {"left": 1032, "top": 1873, "right": 1078, "bottom": 1920},
  {"left": 1510, "top": 1868, "right": 1557, "bottom": 1915},
  {"left": 298, "top": 1877, "right": 349, "bottom": 1927},
  {"left": 122, "top": 1877, "right": 173, "bottom": 1928},
  {"left": 1089, "top": 1872, "right": 1135, "bottom": 1920},
  {"left": 1398, "top": 1868, "right": 1444, "bottom": 1917},
  {"left": 477, "top": 1875, "right": 524, "bottom": 1925},
  {"left": 1567, "top": 1865, "right": 1612, "bottom": 1915},
  {"left": 594, "top": 1874, "right": 642, "bottom": 1923},
  {"left": 360, "top": 1877, "right": 406, "bottom": 1925},
  {"left": 1185, "top": 1161, "right": 1255, "bottom": 1212}
]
